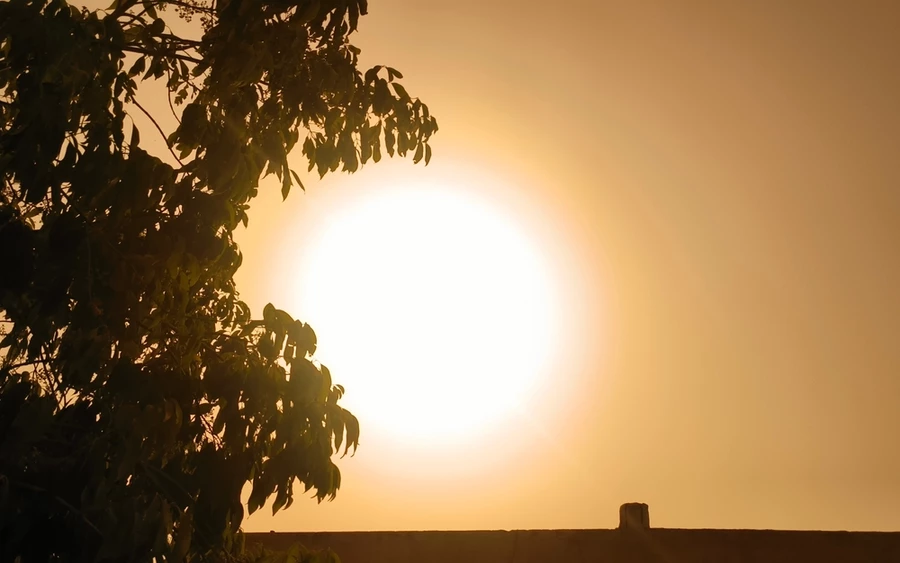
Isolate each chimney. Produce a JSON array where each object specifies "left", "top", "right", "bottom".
[{"left": 619, "top": 503, "right": 650, "bottom": 530}]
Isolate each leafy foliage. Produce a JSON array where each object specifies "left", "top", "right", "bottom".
[{"left": 0, "top": 0, "right": 437, "bottom": 560}]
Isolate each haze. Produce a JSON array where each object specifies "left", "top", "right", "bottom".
[{"left": 226, "top": 1, "right": 900, "bottom": 533}]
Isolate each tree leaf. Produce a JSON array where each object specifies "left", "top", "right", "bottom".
[
  {"left": 364, "top": 65, "right": 383, "bottom": 84},
  {"left": 392, "top": 83, "right": 411, "bottom": 102},
  {"left": 144, "top": 1, "right": 158, "bottom": 19},
  {"left": 130, "top": 124, "right": 140, "bottom": 148},
  {"left": 289, "top": 169, "right": 306, "bottom": 192},
  {"left": 272, "top": 485, "right": 288, "bottom": 515},
  {"left": 342, "top": 410, "right": 359, "bottom": 457},
  {"left": 148, "top": 18, "right": 165, "bottom": 36},
  {"left": 263, "top": 303, "right": 277, "bottom": 326},
  {"left": 128, "top": 56, "right": 146, "bottom": 77}
]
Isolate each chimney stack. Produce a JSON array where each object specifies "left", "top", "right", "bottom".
[{"left": 619, "top": 503, "right": 650, "bottom": 530}]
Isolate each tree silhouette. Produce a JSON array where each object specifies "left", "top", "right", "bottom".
[{"left": 0, "top": 0, "right": 437, "bottom": 560}]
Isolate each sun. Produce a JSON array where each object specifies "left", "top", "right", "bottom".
[{"left": 286, "top": 178, "right": 559, "bottom": 443}]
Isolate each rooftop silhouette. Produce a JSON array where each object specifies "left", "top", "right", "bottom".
[{"left": 247, "top": 503, "right": 900, "bottom": 563}]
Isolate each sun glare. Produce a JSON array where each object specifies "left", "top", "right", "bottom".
[{"left": 286, "top": 179, "right": 559, "bottom": 443}]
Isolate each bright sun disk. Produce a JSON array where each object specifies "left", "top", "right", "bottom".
[{"left": 291, "top": 181, "right": 559, "bottom": 443}]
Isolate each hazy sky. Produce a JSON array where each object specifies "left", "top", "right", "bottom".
[{"left": 218, "top": 1, "right": 900, "bottom": 532}]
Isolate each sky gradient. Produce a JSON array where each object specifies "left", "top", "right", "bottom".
[{"left": 224, "top": 1, "right": 900, "bottom": 533}]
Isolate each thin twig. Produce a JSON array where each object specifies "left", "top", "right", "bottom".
[
  {"left": 118, "top": 7, "right": 148, "bottom": 27},
  {"left": 130, "top": 97, "right": 185, "bottom": 167},
  {"left": 166, "top": 69, "right": 183, "bottom": 126}
]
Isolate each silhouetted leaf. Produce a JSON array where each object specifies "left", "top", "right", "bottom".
[
  {"left": 342, "top": 410, "right": 359, "bottom": 457},
  {"left": 144, "top": 2, "right": 158, "bottom": 20},
  {"left": 392, "top": 83, "right": 410, "bottom": 102},
  {"left": 130, "top": 123, "right": 140, "bottom": 147},
  {"left": 290, "top": 169, "right": 306, "bottom": 192},
  {"left": 148, "top": 18, "right": 165, "bottom": 36},
  {"left": 128, "top": 56, "right": 146, "bottom": 77}
]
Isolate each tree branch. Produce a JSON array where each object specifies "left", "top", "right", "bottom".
[
  {"left": 117, "top": 7, "right": 148, "bottom": 28},
  {"left": 159, "top": 32, "right": 203, "bottom": 48},
  {"left": 130, "top": 97, "right": 185, "bottom": 167},
  {"left": 122, "top": 45, "right": 202, "bottom": 65}
]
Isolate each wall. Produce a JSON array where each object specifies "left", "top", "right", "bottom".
[{"left": 246, "top": 527, "right": 900, "bottom": 563}]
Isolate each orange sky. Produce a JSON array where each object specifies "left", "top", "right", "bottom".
[{"left": 128, "top": 1, "right": 900, "bottom": 532}]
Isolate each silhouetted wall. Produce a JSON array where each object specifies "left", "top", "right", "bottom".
[{"left": 246, "top": 527, "right": 900, "bottom": 563}]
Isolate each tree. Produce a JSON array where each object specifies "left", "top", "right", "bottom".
[{"left": 0, "top": 0, "right": 437, "bottom": 559}]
